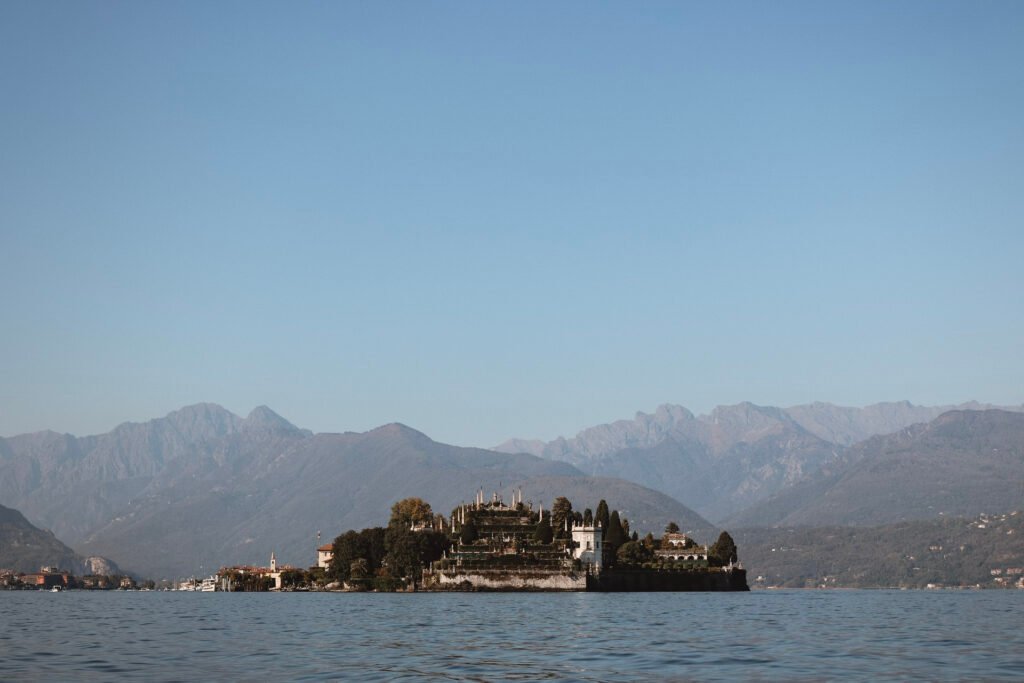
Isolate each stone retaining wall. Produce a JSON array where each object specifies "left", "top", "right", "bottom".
[{"left": 427, "top": 570, "right": 586, "bottom": 591}]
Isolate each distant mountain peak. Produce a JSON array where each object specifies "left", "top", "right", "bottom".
[
  {"left": 644, "top": 403, "right": 696, "bottom": 423},
  {"left": 99, "top": 403, "right": 246, "bottom": 445},
  {"left": 163, "top": 402, "right": 238, "bottom": 423},
  {"left": 367, "top": 422, "right": 431, "bottom": 441},
  {"left": 173, "top": 401, "right": 232, "bottom": 413},
  {"left": 243, "top": 405, "right": 303, "bottom": 433},
  {"left": 704, "top": 402, "right": 788, "bottom": 422}
]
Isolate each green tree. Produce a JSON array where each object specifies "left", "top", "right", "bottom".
[
  {"left": 373, "top": 569, "right": 403, "bottom": 592},
  {"left": 417, "top": 529, "right": 451, "bottom": 567},
  {"left": 350, "top": 558, "right": 370, "bottom": 580},
  {"left": 642, "top": 532, "right": 656, "bottom": 549},
  {"left": 583, "top": 508, "right": 593, "bottom": 525},
  {"left": 383, "top": 526, "right": 450, "bottom": 587},
  {"left": 708, "top": 531, "right": 738, "bottom": 567},
  {"left": 595, "top": 500, "right": 610, "bottom": 536},
  {"left": 551, "top": 497, "right": 573, "bottom": 539},
  {"left": 389, "top": 497, "right": 434, "bottom": 529},
  {"left": 459, "top": 518, "right": 478, "bottom": 544},
  {"left": 533, "top": 515, "right": 553, "bottom": 544},
  {"left": 361, "top": 527, "right": 388, "bottom": 570},
  {"left": 665, "top": 521, "right": 680, "bottom": 534},
  {"left": 307, "top": 567, "right": 326, "bottom": 587},
  {"left": 328, "top": 527, "right": 387, "bottom": 582},
  {"left": 329, "top": 530, "right": 363, "bottom": 581},
  {"left": 384, "top": 526, "right": 422, "bottom": 584},
  {"left": 605, "top": 510, "right": 627, "bottom": 545},
  {"left": 604, "top": 510, "right": 627, "bottom": 565},
  {"left": 617, "top": 540, "right": 653, "bottom": 566},
  {"left": 621, "top": 517, "right": 630, "bottom": 537},
  {"left": 280, "top": 568, "right": 305, "bottom": 588}
]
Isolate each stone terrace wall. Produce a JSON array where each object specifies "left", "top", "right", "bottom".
[{"left": 428, "top": 570, "right": 586, "bottom": 591}]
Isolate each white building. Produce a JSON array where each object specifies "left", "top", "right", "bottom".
[
  {"left": 571, "top": 522, "right": 603, "bottom": 571},
  {"left": 317, "top": 543, "right": 334, "bottom": 569},
  {"left": 656, "top": 533, "right": 708, "bottom": 561}
]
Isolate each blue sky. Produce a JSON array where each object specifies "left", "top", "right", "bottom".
[{"left": 1, "top": 1, "right": 1022, "bottom": 446}]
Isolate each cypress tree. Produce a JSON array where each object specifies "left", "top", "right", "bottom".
[
  {"left": 595, "top": 500, "right": 610, "bottom": 537},
  {"left": 583, "top": 508, "right": 593, "bottom": 525},
  {"left": 708, "top": 531, "right": 738, "bottom": 567},
  {"left": 605, "top": 510, "right": 627, "bottom": 548},
  {"left": 603, "top": 510, "right": 627, "bottom": 567},
  {"left": 459, "top": 519, "right": 478, "bottom": 544},
  {"left": 533, "top": 516, "right": 553, "bottom": 544},
  {"left": 551, "top": 497, "right": 573, "bottom": 539}
]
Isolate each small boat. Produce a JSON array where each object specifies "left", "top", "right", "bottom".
[{"left": 50, "top": 585, "right": 63, "bottom": 592}]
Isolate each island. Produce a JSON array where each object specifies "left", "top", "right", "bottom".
[{"left": 218, "top": 489, "right": 748, "bottom": 592}]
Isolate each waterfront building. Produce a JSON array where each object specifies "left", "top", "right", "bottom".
[
  {"left": 19, "top": 571, "right": 70, "bottom": 589},
  {"left": 571, "top": 521, "right": 603, "bottom": 571},
  {"left": 656, "top": 532, "right": 708, "bottom": 562},
  {"left": 423, "top": 489, "right": 589, "bottom": 590},
  {"left": 218, "top": 552, "right": 295, "bottom": 590},
  {"left": 317, "top": 543, "right": 334, "bottom": 569}
]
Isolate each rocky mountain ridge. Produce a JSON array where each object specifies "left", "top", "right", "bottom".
[
  {"left": 495, "top": 400, "right": 1024, "bottom": 521},
  {"left": 497, "top": 400, "right": 1021, "bottom": 459},
  {"left": 726, "top": 409, "right": 1024, "bottom": 528}
]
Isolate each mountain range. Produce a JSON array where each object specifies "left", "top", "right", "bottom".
[
  {"left": 727, "top": 409, "right": 1024, "bottom": 528},
  {"left": 496, "top": 400, "right": 1024, "bottom": 522},
  {"left": 0, "top": 405, "right": 710, "bottom": 578},
  {"left": 3, "top": 400, "right": 1022, "bottom": 584}
]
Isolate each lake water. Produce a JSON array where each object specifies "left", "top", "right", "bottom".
[{"left": 1, "top": 590, "right": 1022, "bottom": 681}]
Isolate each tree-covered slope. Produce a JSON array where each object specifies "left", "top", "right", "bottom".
[
  {"left": 0, "top": 504, "right": 119, "bottom": 575},
  {"left": 733, "top": 511, "right": 1024, "bottom": 588},
  {"left": 727, "top": 410, "right": 1024, "bottom": 528}
]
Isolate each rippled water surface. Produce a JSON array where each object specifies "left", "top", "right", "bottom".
[{"left": 2, "top": 590, "right": 1023, "bottom": 681}]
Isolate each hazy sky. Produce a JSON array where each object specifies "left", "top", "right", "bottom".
[{"left": 2, "top": 1, "right": 1022, "bottom": 446}]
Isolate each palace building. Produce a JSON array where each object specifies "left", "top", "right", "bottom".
[{"left": 422, "top": 488, "right": 598, "bottom": 591}]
